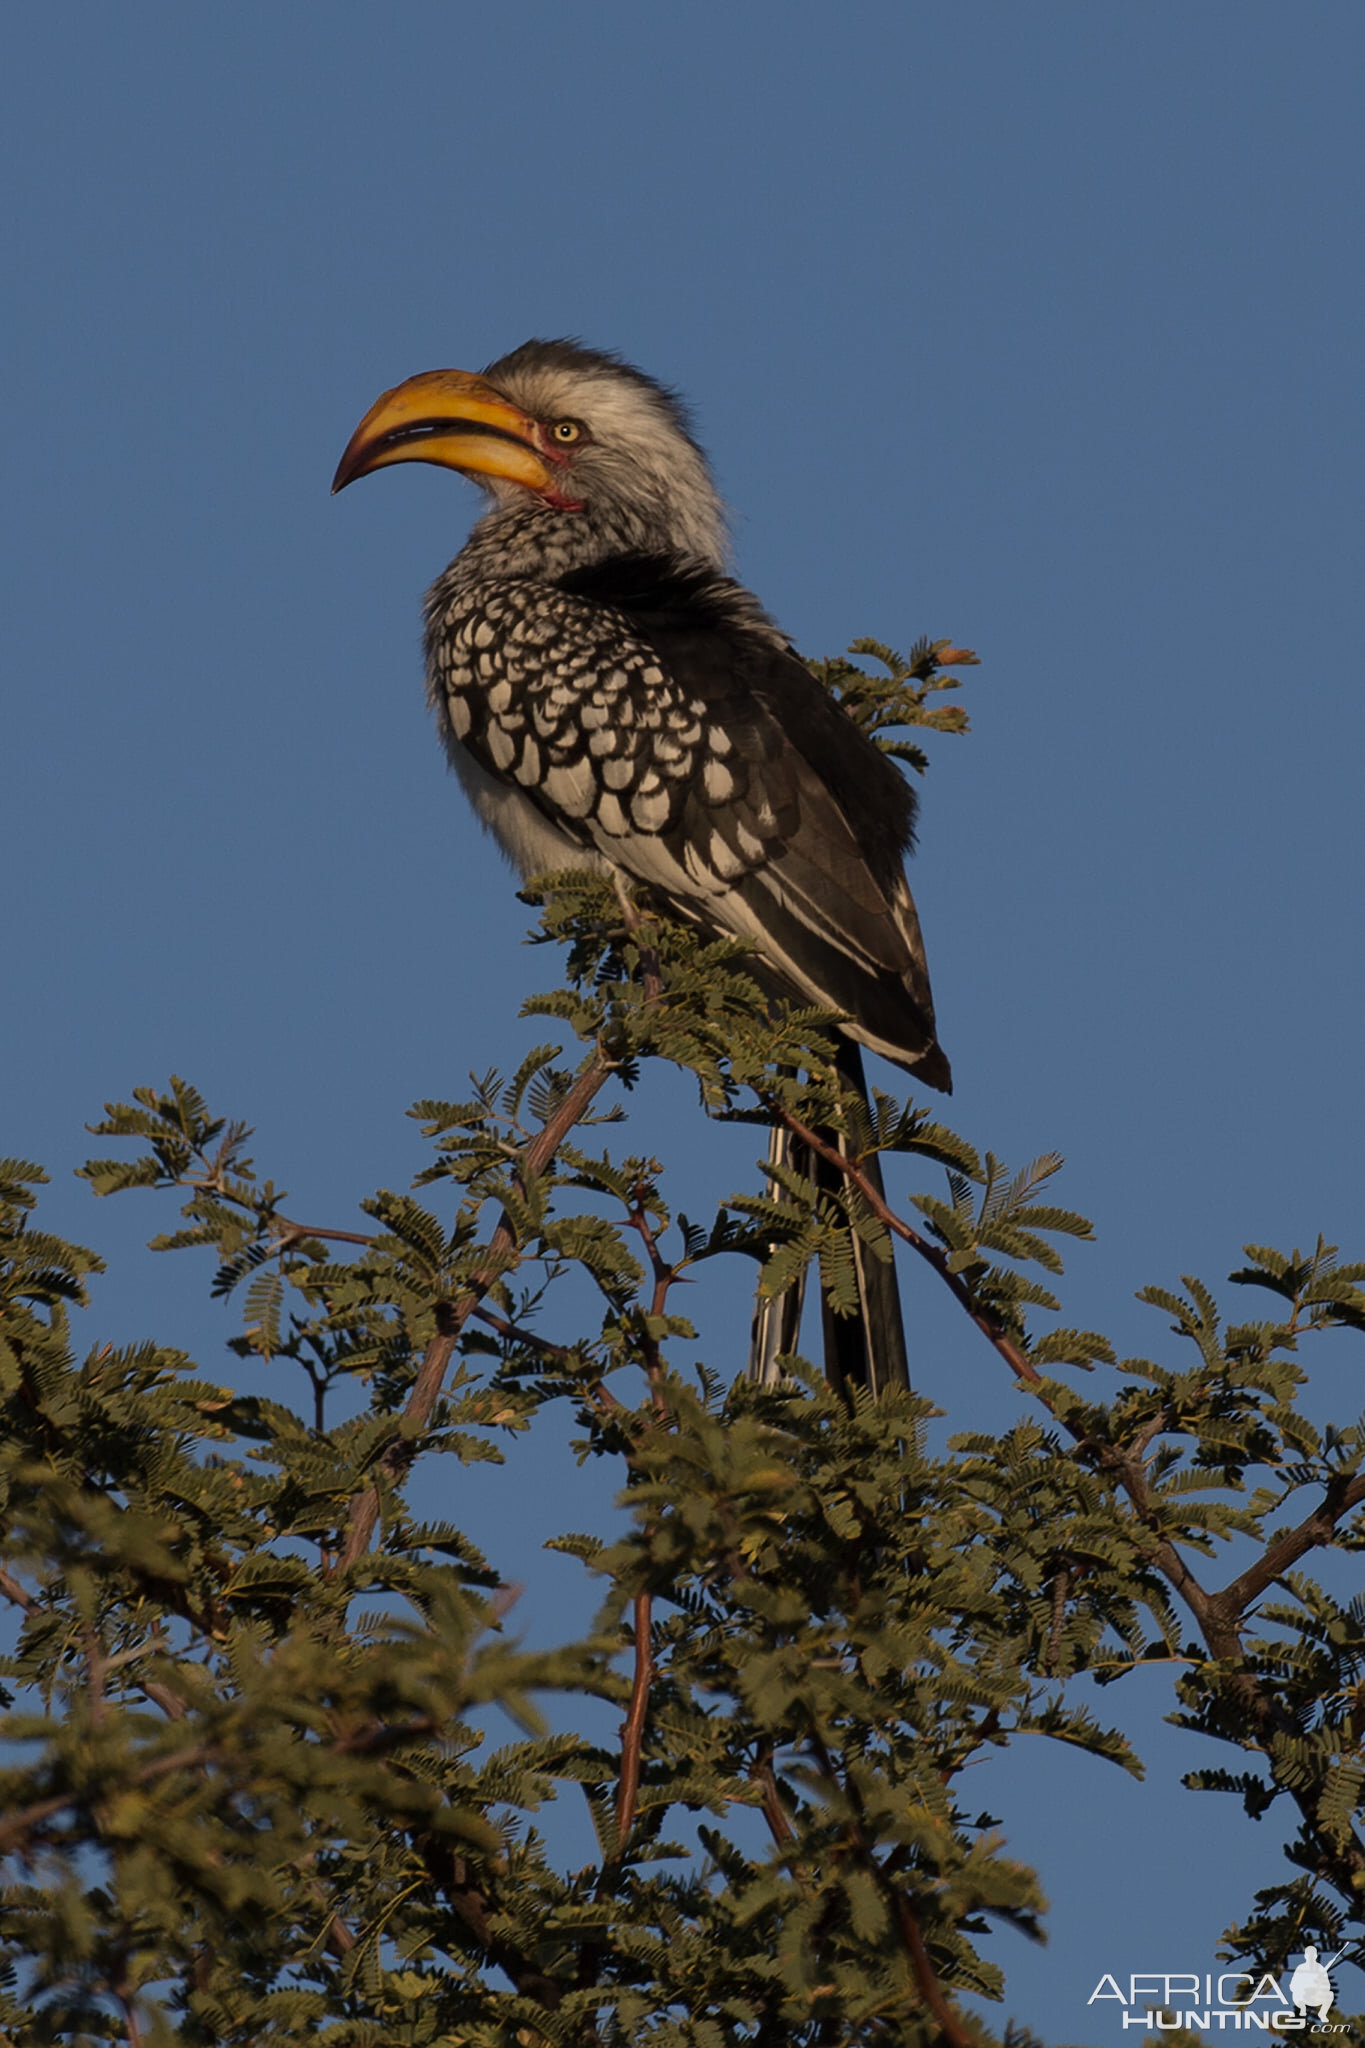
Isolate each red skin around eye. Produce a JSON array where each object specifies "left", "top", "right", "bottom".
[{"left": 530, "top": 422, "right": 587, "bottom": 510}]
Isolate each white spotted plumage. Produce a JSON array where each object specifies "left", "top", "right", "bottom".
[{"left": 413, "top": 339, "right": 948, "bottom": 1094}]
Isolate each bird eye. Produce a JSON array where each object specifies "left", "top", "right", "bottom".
[{"left": 551, "top": 419, "right": 581, "bottom": 444}]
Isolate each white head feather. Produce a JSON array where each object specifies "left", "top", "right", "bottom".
[{"left": 466, "top": 339, "right": 729, "bottom": 574}]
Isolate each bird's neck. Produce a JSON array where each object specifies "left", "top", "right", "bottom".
[{"left": 449, "top": 500, "right": 724, "bottom": 589}]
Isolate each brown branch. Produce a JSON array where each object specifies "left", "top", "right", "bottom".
[
  {"left": 471, "top": 1308, "right": 629, "bottom": 1435},
  {"left": 754, "top": 1751, "right": 795, "bottom": 1850},
  {"left": 623, "top": 1175, "right": 680, "bottom": 1406},
  {"left": 271, "top": 1220, "right": 379, "bottom": 1250},
  {"left": 181, "top": 1170, "right": 380, "bottom": 1252},
  {"left": 616, "top": 1591, "right": 654, "bottom": 1845},
  {"left": 771, "top": 1100, "right": 1340, "bottom": 1662},
  {"left": 772, "top": 1103, "right": 1042, "bottom": 1385},
  {"left": 84, "top": 1627, "right": 108, "bottom": 1727},
  {"left": 614, "top": 876, "right": 663, "bottom": 1003},
  {"left": 1093, "top": 1445, "right": 1215, "bottom": 1631},
  {"left": 1045, "top": 1568, "right": 1071, "bottom": 1676},
  {"left": 1130, "top": 1407, "right": 1173, "bottom": 1464},
  {"left": 890, "top": 1888, "right": 974, "bottom": 2048},
  {"left": 781, "top": 1101, "right": 1365, "bottom": 1901},
  {"left": 1068, "top": 1402, "right": 1365, "bottom": 1893},
  {"left": 807, "top": 1727, "right": 973, "bottom": 2047},
  {"left": 418, "top": 1839, "right": 570, "bottom": 2019},
  {"left": 0, "top": 1567, "right": 34, "bottom": 1614},
  {"left": 628, "top": 1178, "right": 674, "bottom": 1319},
  {"left": 338, "top": 1048, "right": 615, "bottom": 1572},
  {"left": 1213, "top": 1470, "right": 1365, "bottom": 1628},
  {"left": 139, "top": 1680, "right": 187, "bottom": 1721},
  {"left": 471, "top": 1305, "right": 575, "bottom": 1365},
  {"left": 794, "top": 1105, "right": 1365, "bottom": 1693},
  {"left": 0, "top": 1743, "right": 214, "bottom": 1852},
  {"left": 115, "top": 1984, "right": 144, "bottom": 2048},
  {"left": 325, "top": 1914, "right": 356, "bottom": 1958}
]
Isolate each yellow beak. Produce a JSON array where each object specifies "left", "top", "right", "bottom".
[{"left": 331, "top": 368, "right": 554, "bottom": 495}]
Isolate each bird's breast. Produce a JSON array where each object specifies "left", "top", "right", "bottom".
[{"left": 423, "top": 575, "right": 763, "bottom": 863}]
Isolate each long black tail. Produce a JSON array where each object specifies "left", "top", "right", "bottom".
[{"left": 748, "top": 1040, "right": 910, "bottom": 1397}]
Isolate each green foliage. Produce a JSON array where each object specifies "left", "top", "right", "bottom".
[{"left": 1, "top": 640, "right": 1362, "bottom": 2043}]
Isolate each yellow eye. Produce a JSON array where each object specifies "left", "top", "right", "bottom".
[{"left": 551, "top": 419, "right": 581, "bottom": 444}]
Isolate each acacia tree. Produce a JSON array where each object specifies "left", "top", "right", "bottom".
[{"left": 1, "top": 642, "right": 1361, "bottom": 2046}]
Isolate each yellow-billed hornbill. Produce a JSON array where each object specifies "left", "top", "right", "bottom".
[{"left": 334, "top": 340, "right": 949, "bottom": 1395}]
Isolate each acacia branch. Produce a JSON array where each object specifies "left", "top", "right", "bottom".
[
  {"left": 325, "top": 1915, "right": 355, "bottom": 1958},
  {"left": 139, "top": 1680, "right": 188, "bottom": 1720},
  {"left": 889, "top": 1889, "right": 974, "bottom": 2048},
  {"left": 471, "top": 1305, "right": 576, "bottom": 1363},
  {"left": 614, "top": 877, "right": 664, "bottom": 1003},
  {"left": 0, "top": 1744, "right": 214, "bottom": 1852},
  {"left": 0, "top": 1567, "right": 34, "bottom": 1614},
  {"left": 1045, "top": 1568, "right": 1071, "bottom": 1675},
  {"left": 271, "top": 1220, "right": 379, "bottom": 1250},
  {"left": 114, "top": 1982, "right": 144, "bottom": 2048},
  {"left": 1213, "top": 1471, "right": 1365, "bottom": 1627},
  {"left": 753, "top": 1751, "right": 795, "bottom": 1850},
  {"left": 772, "top": 1099, "right": 1358, "bottom": 1654},
  {"left": 418, "top": 1839, "right": 571, "bottom": 2019},
  {"left": 470, "top": 1309, "right": 629, "bottom": 1437},
  {"left": 181, "top": 1171, "right": 379, "bottom": 1251},
  {"left": 807, "top": 1727, "right": 973, "bottom": 2048},
  {"left": 773, "top": 1095, "right": 1365, "bottom": 1895},
  {"left": 772, "top": 1102, "right": 1042, "bottom": 1385},
  {"left": 338, "top": 1048, "right": 615, "bottom": 1572},
  {"left": 616, "top": 1591, "right": 654, "bottom": 1845}
]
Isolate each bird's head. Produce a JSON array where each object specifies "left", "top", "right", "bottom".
[{"left": 332, "top": 339, "right": 727, "bottom": 569}]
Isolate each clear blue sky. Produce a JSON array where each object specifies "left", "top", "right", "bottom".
[{"left": 4, "top": 4, "right": 1363, "bottom": 2037}]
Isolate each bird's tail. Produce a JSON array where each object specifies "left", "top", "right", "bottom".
[{"left": 748, "top": 1040, "right": 910, "bottom": 1397}]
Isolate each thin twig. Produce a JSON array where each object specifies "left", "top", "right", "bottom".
[
  {"left": 754, "top": 1751, "right": 795, "bottom": 1850},
  {"left": 779, "top": 1083, "right": 1365, "bottom": 1898},
  {"left": 471, "top": 1305, "right": 575, "bottom": 1363},
  {"left": 616, "top": 1591, "right": 654, "bottom": 1845},
  {"left": 773, "top": 1102, "right": 1043, "bottom": 1385},
  {"left": 0, "top": 1567, "right": 34, "bottom": 1614},
  {"left": 338, "top": 1048, "right": 615, "bottom": 1572},
  {"left": 115, "top": 1984, "right": 144, "bottom": 2048},
  {"left": 139, "top": 1679, "right": 188, "bottom": 1721},
  {"left": 624, "top": 1175, "right": 678, "bottom": 1404},
  {"left": 614, "top": 876, "right": 664, "bottom": 1003},
  {"left": 889, "top": 1889, "right": 974, "bottom": 2048},
  {"left": 326, "top": 1915, "right": 356, "bottom": 1957},
  {"left": 271, "top": 1220, "right": 379, "bottom": 1250},
  {"left": 1045, "top": 1568, "right": 1071, "bottom": 1675},
  {"left": 0, "top": 1744, "right": 214, "bottom": 1851},
  {"left": 84, "top": 1627, "right": 108, "bottom": 1727},
  {"left": 807, "top": 1727, "right": 973, "bottom": 2047},
  {"left": 1214, "top": 1471, "right": 1365, "bottom": 1624}
]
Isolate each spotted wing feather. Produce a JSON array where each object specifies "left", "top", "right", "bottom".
[{"left": 425, "top": 557, "right": 950, "bottom": 1087}]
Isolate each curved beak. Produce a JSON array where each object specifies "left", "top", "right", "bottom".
[{"left": 331, "top": 368, "right": 554, "bottom": 495}]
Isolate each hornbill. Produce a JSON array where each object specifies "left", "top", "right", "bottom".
[{"left": 333, "top": 340, "right": 950, "bottom": 1395}]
